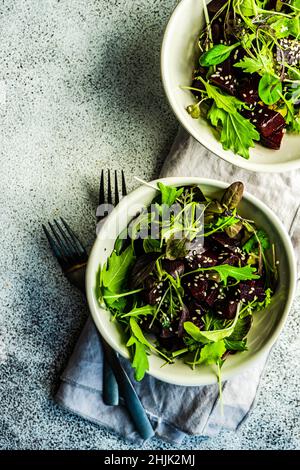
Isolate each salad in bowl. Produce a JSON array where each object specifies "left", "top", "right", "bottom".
[
  {"left": 161, "top": 0, "right": 300, "bottom": 171},
  {"left": 86, "top": 178, "right": 296, "bottom": 386},
  {"left": 186, "top": 0, "right": 300, "bottom": 159}
]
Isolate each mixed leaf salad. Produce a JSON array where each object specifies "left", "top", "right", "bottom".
[
  {"left": 97, "top": 182, "right": 278, "bottom": 387},
  {"left": 185, "top": 0, "right": 300, "bottom": 158}
]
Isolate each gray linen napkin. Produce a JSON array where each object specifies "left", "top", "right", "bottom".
[{"left": 56, "top": 129, "right": 300, "bottom": 444}]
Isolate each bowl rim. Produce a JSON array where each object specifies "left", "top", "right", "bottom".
[
  {"left": 160, "top": 0, "right": 300, "bottom": 173},
  {"left": 86, "top": 177, "right": 297, "bottom": 386}
]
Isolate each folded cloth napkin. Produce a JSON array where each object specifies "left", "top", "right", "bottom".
[{"left": 56, "top": 128, "right": 300, "bottom": 444}]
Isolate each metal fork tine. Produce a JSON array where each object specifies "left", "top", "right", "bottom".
[
  {"left": 43, "top": 224, "right": 66, "bottom": 265},
  {"left": 53, "top": 219, "right": 78, "bottom": 259},
  {"left": 60, "top": 217, "right": 87, "bottom": 258},
  {"left": 121, "top": 170, "right": 127, "bottom": 197},
  {"left": 49, "top": 221, "right": 72, "bottom": 259},
  {"left": 114, "top": 170, "right": 119, "bottom": 205},
  {"left": 99, "top": 169, "right": 105, "bottom": 206},
  {"left": 107, "top": 170, "right": 112, "bottom": 205}
]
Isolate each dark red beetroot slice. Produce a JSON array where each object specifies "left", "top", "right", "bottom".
[
  {"left": 187, "top": 248, "right": 220, "bottom": 270},
  {"left": 144, "top": 278, "right": 165, "bottom": 305},
  {"left": 238, "top": 77, "right": 260, "bottom": 104},
  {"left": 241, "top": 105, "right": 286, "bottom": 138},
  {"left": 211, "top": 232, "right": 240, "bottom": 250},
  {"left": 220, "top": 252, "right": 241, "bottom": 266},
  {"left": 209, "top": 59, "right": 237, "bottom": 96},
  {"left": 188, "top": 278, "right": 220, "bottom": 307},
  {"left": 260, "top": 127, "right": 284, "bottom": 150},
  {"left": 162, "top": 259, "right": 185, "bottom": 279},
  {"left": 207, "top": 0, "right": 228, "bottom": 18},
  {"left": 215, "top": 300, "right": 238, "bottom": 319},
  {"left": 237, "top": 280, "right": 266, "bottom": 302}
]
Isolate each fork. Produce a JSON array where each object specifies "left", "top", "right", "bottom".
[
  {"left": 43, "top": 174, "right": 155, "bottom": 439},
  {"left": 96, "top": 169, "right": 127, "bottom": 224},
  {"left": 42, "top": 217, "right": 119, "bottom": 406}
]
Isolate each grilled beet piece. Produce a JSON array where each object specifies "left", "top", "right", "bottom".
[
  {"left": 139, "top": 317, "right": 160, "bottom": 336},
  {"left": 277, "top": 39, "right": 300, "bottom": 66},
  {"left": 211, "top": 232, "right": 240, "bottom": 249},
  {"left": 144, "top": 277, "right": 164, "bottom": 305},
  {"left": 187, "top": 299, "right": 205, "bottom": 317},
  {"left": 188, "top": 278, "right": 208, "bottom": 303},
  {"left": 210, "top": 60, "right": 237, "bottom": 96},
  {"left": 207, "top": 0, "right": 228, "bottom": 18},
  {"left": 160, "top": 327, "right": 176, "bottom": 339},
  {"left": 130, "top": 253, "right": 160, "bottom": 288},
  {"left": 260, "top": 127, "right": 284, "bottom": 150},
  {"left": 191, "top": 67, "right": 207, "bottom": 98},
  {"left": 188, "top": 277, "right": 220, "bottom": 307},
  {"left": 220, "top": 252, "right": 241, "bottom": 266},
  {"left": 215, "top": 300, "right": 238, "bottom": 319},
  {"left": 187, "top": 248, "right": 220, "bottom": 270},
  {"left": 238, "top": 77, "right": 260, "bottom": 104},
  {"left": 238, "top": 280, "right": 266, "bottom": 302},
  {"left": 162, "top": 259, "right": 185, "bottom": 279},
  {"left": 241, "top": 104, "right": 286, "bottom": 138}
]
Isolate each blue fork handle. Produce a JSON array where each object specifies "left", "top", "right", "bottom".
[
  {"left": 102, "top": 359, "right": 119, "bottom": 406},
  {"left": 101, "top": 337, "right": 155, "bottom": 440}
]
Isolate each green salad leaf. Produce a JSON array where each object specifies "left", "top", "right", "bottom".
[
  {"left": 199, "top": 43, "right": 239, "bottom": 67},
  {"left": 204, "top": 82, "right": 244, "bottom": 114},
  {"left": 208, "top": 104, "right": 259, "bottom": 159},
  {"left": 157, "top": 182, "right": 184, "bottom": 206},
  {"left": 258, "top": 74, "right": 282, "bottom": 105},
  {"left": 101, "top": 245, "right": 136, "bottom": 294},
  {"left": 198, "top": 340, "right": 227, "bottom": 365},
  {"left": 243, "top": 229, "right": 270, "bottom": 253},
  {"left": 184, "top": 307, "right": 240, "bottom": 343},
  {"left": 224, "top": 339, "right": 248, "bottom": 351},
  {"left": 127, "top": 334, "right": 149, "bottom": 381}
]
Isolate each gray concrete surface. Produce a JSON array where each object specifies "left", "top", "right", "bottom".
[{"left": 0, "top": 0, "right": 299, "bottom": 450}]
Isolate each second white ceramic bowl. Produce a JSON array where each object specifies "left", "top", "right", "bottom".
[
  {"left": 86, "top": 177, "right": 297, "bottom": 386},
  {"left": 161, "top": 0, "right": 300, "bottom": 172}
]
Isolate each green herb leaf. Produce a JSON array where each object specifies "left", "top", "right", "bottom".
[
  {"left": 235, "top": 0, "right": 258, "bottom": 16},
  {"left": 122, "top": 305, "right": 155, "bottom": 318},
  {"left": 227, "top": 315, "right": 253, "bottom": 341},
  {"left": 243, "top": 229, "right": 270, "bottom": 253},
  {"left": 258, "top": 74, "right": 282, "bottom": 105},
  {"left": 199, "top": 43, "right": 239, "bottom": 67},
  {"left": 184, "top": 307, "right": 240, "bottom": 343},
  {"left": 198, "top": 340, "right": 226, "bottom": 365},
  {"left": 208, "top": 104, "right": 260, "bottom": 159},
  {"left": 224, "top": 339, "right": 248, "bottom": 351},
  {"left": 204, "top": 82, "right": 244, "bottom": 113},
  {"left": 126, "top": 335, "right": 149, "bottom": 381},
  {"left": 234, "top": 57, "right": 265, "bottom": 74},
  {"left": 221, "top": 182, "right": 244, "bottom": 210},
  {"left": 211, "top": 264, "right": 260, "bottom": 285},
  {"left": 157, "top": 182, "right": 184, "bottom": 206},
  {"left": 101, "top": 245, "right": 136, "bottom": 294},
  {"left": 166, "top": 236, "right": 188, "bottom": 260}
]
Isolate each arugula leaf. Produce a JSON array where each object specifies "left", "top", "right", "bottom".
[
  {"left": 224, "top": 339, "right": 248, "bottom": 351},
  {"left": 269, "top": 17, "right": 291, "bottom": 39},
  {"left": 243, "top": 229, "right": 270, "bottom": 253},
  {"left": 208, "top": 104, "right": 259, "bottom": 159},
  {"left": 121, "top": 305, "right": 155, "bottom": 318},
  {"left": 198, "top": 341, "right": 226, "bottom": 365},
  {"left": 235, "top": 0, "right": 258, "bottom": 16},
  {"left": 211, "top": 264, "right": 260, "bottom": 285},
  {"left": 199, "top": 43, "right": 239, "bottom": 67},
  {"left": 204, "top": 82, "right": 244, "bottom": 113},
  {"left": 234, "top": 45, "right": 274, "bottom": 75},
  {"left": 258, "top": 74, "right": 282, "bottom": 105},
  {"left": 227, "top": 315, "right": 253, "bottom": 341},
  {"left": 184, "top": 307, "right": 240, "bottom": 343},
  {"left": 101, "top": 245, "right": 135, "bottom": 294},
  {"left": 157, "top": 182, "right": 184, "bottom": 206},
  {"left": 127, "top": 335, "right": 149, "bottom": 381}
]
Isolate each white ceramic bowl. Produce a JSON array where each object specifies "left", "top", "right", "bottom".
[
  {"left": 86, "top": 177, "right": 297, "bottom": 386},
  {"left": 161, "top": 0, "right": 300, "bottom": 172}
]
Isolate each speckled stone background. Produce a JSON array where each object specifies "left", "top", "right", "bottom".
[{"left": 0, "top": 0, "right": 299, "bottom": 450}]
